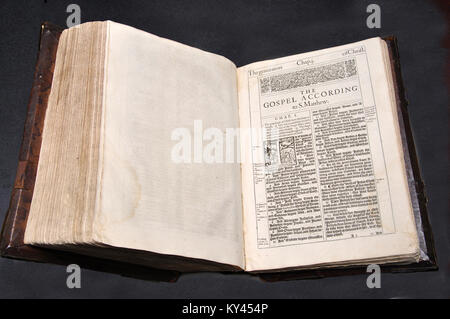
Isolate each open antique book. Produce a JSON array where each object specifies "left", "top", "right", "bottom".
[{"left": 8, "top": 21, "right": 432, "bottom": 274}]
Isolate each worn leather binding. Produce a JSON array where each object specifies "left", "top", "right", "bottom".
[{"left": 0, "top": 23, "right": 437, "bottom": 282}]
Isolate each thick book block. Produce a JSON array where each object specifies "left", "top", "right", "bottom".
[
  {"left": 0, "top": 23, "right": 437, "bottom": 281},
  {"left": 0, "top": 22, "right": 179, "bottom": 282}
]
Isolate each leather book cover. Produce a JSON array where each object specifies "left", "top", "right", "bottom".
[{"left": 0, "top": 24, "right": 437, "bottom": 282}]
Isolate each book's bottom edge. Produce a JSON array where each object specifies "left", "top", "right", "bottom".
[{"left": 1, "top": 242, "right": 437, "bottom": 283}]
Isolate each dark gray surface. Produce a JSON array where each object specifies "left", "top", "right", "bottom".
[{"left": 0, "top": 0, "right": 448, "bottom": 298}]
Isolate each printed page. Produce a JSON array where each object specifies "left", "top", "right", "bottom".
[
  {"left": 93, "top": 21, "right": 244, "bottom": 268},
  {"left": 238, "top": 38, "right": 419, "bottom": 271}
]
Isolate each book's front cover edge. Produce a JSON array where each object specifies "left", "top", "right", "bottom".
[
  {"left": 383, "top": 36, "right": 437, "bottom": 268},
  {"left": 0, "top": 22, "right": 179, "bottom": 283}
]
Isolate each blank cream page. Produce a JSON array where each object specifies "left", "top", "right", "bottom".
[{"left": 93, "top": 21, "right": 244, "bottom": 268}]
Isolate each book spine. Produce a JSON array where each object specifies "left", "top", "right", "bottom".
[{"left": 0, "top": 22, "right": 62, "bottom": 257}]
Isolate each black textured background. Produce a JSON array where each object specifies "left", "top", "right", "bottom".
[{"left": 0, "top": 0, "right": 448, "bottom": 298}]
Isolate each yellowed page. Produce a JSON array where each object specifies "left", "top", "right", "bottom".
[
  {"left": 238, "top": 38, "right": 419, "bottom": 271},
  {"left": 24, "top": 22, "right": 107, "bottom": 245},
  {"left": 93, "top": 21, "right": 244, "bottom": 268}
]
